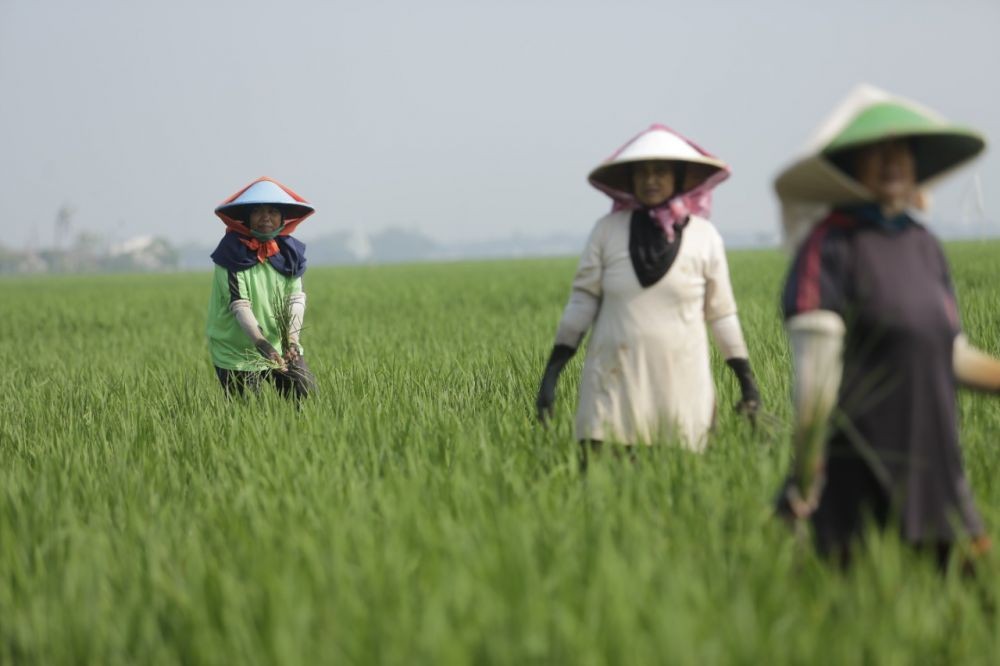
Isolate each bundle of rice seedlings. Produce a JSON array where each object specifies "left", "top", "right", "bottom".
[
  {"left": 239, "top": 346, "right": 285, "bottom": 373},
  {"left": 230, "top": 292, "right": 312, "bottom": 377},
  {"left": 270, "top": 291, "right": 295, "bottom": 354}
]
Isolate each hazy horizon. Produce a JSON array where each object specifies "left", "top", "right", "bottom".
[{"left": 2, "top": 0, "right": 998, "bottom": 252}]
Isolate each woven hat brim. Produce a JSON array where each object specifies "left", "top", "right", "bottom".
[
  {"left": 589, "top": 157, "right": 727, "bottom": 197},
  {"left": 215, "top": 202, "right": 315, "bottom": 224},
  {"left": 824, "top": 130, "right": 985, "bottom": 183}
]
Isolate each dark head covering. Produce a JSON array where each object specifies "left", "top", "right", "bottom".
[{"left": 210, "top": 177, "right": 314, "bottom": 277}]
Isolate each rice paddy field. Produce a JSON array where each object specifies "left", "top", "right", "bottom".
[{"left": 2, "top": 241, "right": 1000, "bottom": 665}]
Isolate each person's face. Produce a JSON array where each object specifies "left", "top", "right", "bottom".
[
  {"left": 852, "top": 139, "right": 917, "bottom": 210},
  {"left": 631, "top": 161, "right": 676, "bottom": 207},
  {"left": 248, "top": 205, "right": 283, "bottom": 233}
]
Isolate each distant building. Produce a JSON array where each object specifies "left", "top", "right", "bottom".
[
  {"left": 106, "top": 236, "right": 179, "bottom": 272},
  {"left": 0, "top": 235, "right": 179, "bottom": 275}
]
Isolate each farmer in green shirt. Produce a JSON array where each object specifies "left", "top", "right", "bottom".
[{"left": 206, "top": 177, "right": 316, "bottom": 399}]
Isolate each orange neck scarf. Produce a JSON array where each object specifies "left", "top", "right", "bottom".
[{"left": 238, "top": 236, "right": 280, "bottom": 263}]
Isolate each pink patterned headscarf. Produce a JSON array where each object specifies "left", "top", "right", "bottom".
[{"left": 589, "top": 124, "right": 731, "bottom": 242}]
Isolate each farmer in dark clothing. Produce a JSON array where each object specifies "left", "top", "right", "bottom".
[{"left": 773, "top": 85, "right": 1000, "bottom": 566}]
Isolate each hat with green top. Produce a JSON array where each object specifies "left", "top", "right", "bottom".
[{"left": 774, "top": 84, "right": 986, "bottom": 249}]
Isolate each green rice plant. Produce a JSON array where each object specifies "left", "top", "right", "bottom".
[
  {"left": 270, "top": 289, "right": 295, "bottom": 355},
  {"left": 238, "top": 346, "right": 284, "bottom": 373},
  {"left": 1, "top": 242, "right": 999, "bottom": 665}
]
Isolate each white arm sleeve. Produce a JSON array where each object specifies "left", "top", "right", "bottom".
[
  {"left": 554, "top": 221, "right": 605, "bottom": 348},
  {"left": 954, "top": 334, "right": 1000, "bottom": 393},
  {"left": 787, "top": 310, "right": 845, "bottom": 429},
  {"left": 709, "top": 313, "right": 749, "bottom": 360},
  {"left": 229, "top": 299, "right": 266, "bottom": 343},
  {"left": 287, "top": 292, "right": 306, "bottom": 345}
]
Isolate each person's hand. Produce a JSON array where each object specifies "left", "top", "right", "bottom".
[
  {"left": 535, "top": 344, "right": 576, "bottom": 425},
  {"left": 734, "top": 397, "right": 760, "bottom": 428},
  {"left": 725, "top": 358, "right": 760, "bottom": 428},
  {"left": 269, "top": 351, "right": 288, "bottom": 372},
  {"left": 784, "top": 481, "right": 820, "bottom": 520},
  {"left": 536, "top": 379, "right": 556, "bottom": 424},
  {"left": 255, "top": 339, "right": 287, "bottom": 371},
  {"left": 283, "top": 343, "right": 301, "bottom": 364},
  {"left": 776, "top": 475, "right": 823, "bottom": 526}
]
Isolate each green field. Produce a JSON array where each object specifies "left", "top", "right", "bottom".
[{"left": 2, "top": 242, "right": 1000, "bottom": 664}]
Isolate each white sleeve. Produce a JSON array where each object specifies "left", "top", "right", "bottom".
[
  {"left": 287, "top": 292, "right": 306, "bottom": 345},
  {"left": 710, "top": 313, "right": 749, "bottom": 360},
  {"left": 554, "top": 221, "right": 605, "bottom": 348},
  {"left": 229, "top": 299, "right": 266, "bottom": 343},
  {"left": 787, "top": 310, "right": 845, "bottom": 430},
  {"left": 786, "top": 310, "right": 845, "bottom": 497}
]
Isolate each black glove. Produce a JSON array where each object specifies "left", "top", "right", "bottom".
[
  {"left": 255, "top": 339, "right": 281, "bottom": 360},
  {"left": 536, "top": 344, "right": 577, "bottom": 423},
  {"left": 726, "top": 357, "right": 760, "bottom": 425}
]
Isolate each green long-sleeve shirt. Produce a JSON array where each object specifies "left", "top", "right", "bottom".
[{"left": 206, "top": 263, "right": 304, "bottom": 370}]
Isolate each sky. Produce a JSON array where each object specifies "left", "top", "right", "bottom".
[{"left": 1, "top": 0, "right": 998, "bottom": 250}]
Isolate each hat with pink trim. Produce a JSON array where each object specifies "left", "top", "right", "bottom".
[{"left": 588, "top": 125, "right": 729, "bottom": 197}]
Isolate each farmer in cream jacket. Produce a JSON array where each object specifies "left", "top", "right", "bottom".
[{"left": 536, "top": 125, "right": 759, "bottom": 459}]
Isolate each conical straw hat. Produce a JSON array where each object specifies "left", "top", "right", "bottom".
[
  {"left": 215, "top": 177, "right": 315, "bottom": 235},
  {"left": 588, "top": 124, "right": 729, "bottom": 197},
  {"left": 775, "top": 84, "right": 985, "bottom": 249}
]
